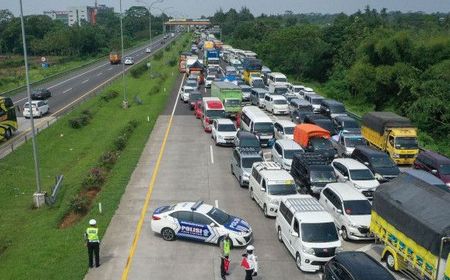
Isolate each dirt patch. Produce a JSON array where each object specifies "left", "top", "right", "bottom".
[
  {"left": 84, "top": 189, "right": 100, "bottom": 200},
  {"left": 59, "top": 212, "right": 83, "bottom": 229}
]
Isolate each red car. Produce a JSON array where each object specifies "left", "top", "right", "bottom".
[{"left": 194, "top": 101, "right": 203, "bottom": 119}]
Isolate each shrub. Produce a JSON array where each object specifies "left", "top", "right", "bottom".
[
  {"left": 100, "top": 90, "right": 119, "bottom": 102},
  {"left": 168, "top": 58, "right": 177, "bottom": 67},
  {"left": 68, "top": 118, "right": 83, "bottom": 129},
  {"left": 100, "top": 151, "right": 118, "bottom": 168},
  {"left": 68, "top": 109, "right": 93, "bottom": 129},
  {"left": 153, "top": 52, "right": 163, "bottom": 61},
  {"left": 130, "top": 63, "right": 147, "bottom": 78},
  {"left": 69, "top": 195, "right": 90, "bottom": 214},
  {"left": 114, "top": 135, "right": 128, "bottom": 151},
  {"left": 81, "top": 167, "right": 107, "bottom": 190},
  {"left": 165, "top": 45, "right": 172, "bottom": 52}
]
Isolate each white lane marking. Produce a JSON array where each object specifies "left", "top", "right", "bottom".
[
  {"left": 107, "top": 67, "right": 113, "bottom": 71},
  {"left": 215, "top": 200, "right": 219, "bottom": 208},
  {"left": 47, "top": 62, "right": 108, "bottom": 90},
  {"left": 210, "top": 145, "right": 214, "bottom": 164},
  {"left": 171, "top": 74, "right": 185, "bottom": 116},
  {"left": 81, "top": 79, "right": 89, "bottom": 84},
  {"left": 96, "top": 72, "right": 103, "bottom": 76},
  {"left": 62, "top": 88, "right": 72, "bottom": 94},
  {"left": 356, "top": 244, "right": 373, "bottom": 252}
]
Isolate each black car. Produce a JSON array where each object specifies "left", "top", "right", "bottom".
[
  {"left": 31, "top": 88, "right": 51, "bottom": 100},
  {"left": 351, "top": 145, "right": 400, "bottom": 182},
  {"left": 323, "top": 251, "right": 396, "bottom": 280},
  {"left": 333, "top": 115, "right": 360, "bottom": 134},
  {"left": 304, "top": 114, "right": 338, "bottom": 135},
  {"left": 291, "top": 108, "right": 315, "bottom": 124},
  {"left": 291, "top": 153, "right": 337, "bottom": 195},
  {"left": 234, "top": 130, "right": 261, "bottom": 152},
  {"left": 306, "top": 137, "right": 338, "bottom": 163}
]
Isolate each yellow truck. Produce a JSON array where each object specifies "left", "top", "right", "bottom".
[
  {"left": 371, "top": 173, "right": 450, "bottom": 280},
  {"left": 361, "top": 112, "right": 419, "bottom": 165},
  {"left": 242, "top": 58, "right": 262, "bottom": 85},
  {"left": 0, "top": 97, "right": 18, "bottom": 141}
]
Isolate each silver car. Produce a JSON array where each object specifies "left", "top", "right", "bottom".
[{"left": 231, "top": 147, "right": 263, "bottom": 187}]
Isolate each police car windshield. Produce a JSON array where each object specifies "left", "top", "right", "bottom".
[
  {"left": 301, "top": 222, "right": 339, "bottom": 242},
  {"left": 207, "top": 207, "right": 231, "bottom": 225},
  {"left": 267, "top": 184, "right": 297, "bottom": 195}
]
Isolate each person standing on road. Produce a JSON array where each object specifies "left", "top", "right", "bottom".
[
  {"left": 220, "top": 234, "right": 232, "bottom": 279},
  {"left": 241, "top": 245, "right": 258, "bottom": 280},
  {"left": 84, "top": 219, "right": 100, "bottom": 268}
]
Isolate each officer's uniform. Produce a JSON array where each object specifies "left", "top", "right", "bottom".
[
  {"left": 220, "top": 237, "right": 231, "bottom": 278},
  {"left": 85, "top": 226, "right": 100, "bottom": 268}
]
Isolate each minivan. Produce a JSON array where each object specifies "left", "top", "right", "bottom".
[
  {"left": 323, "top": 251, "right": 396, "bottom": 280},
  {"left": 224, "top": 66, "right": 237, "bottom": 77},
  {"left": 276, "top": 196, "right": 342, "bottom": 272},
  {"left": 267, "top": 72, "right": 288, "bottom": 88},
  {"left": 351, "top": 145, "right": 400, "bottom": 182},
  {"left": 413, "top": 150, "right": 450, "bottom": 186},
  {"left": 304, "top": 93, "right": 325, "bottom": 113},
  {"left": 320, "top": 99, "right": 347, "bottom": 119},
  {"left": 250, "top": 88, "right": 268, "bottom": 108},
  {"left": 271, "top": 139, "right": 303, "bottom": 170},
  {"left": 240, "top": 106, "right": 274, "bottom": 146},
  {"left": 265, "top": 95, "right": 289, "bottom": 115},
  {"left": 231, "top": 147, "right": 263, "bottom": 187}
]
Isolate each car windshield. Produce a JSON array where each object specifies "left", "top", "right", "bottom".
[
  {"left": 190, "top": 93, "right": 202, "bottom": 101},
  {"left": 439, "top": 164, "right": 450, "bottom": 175},
  {"left": 250, "top": 73, "right": 259, "bottom": 77},
  {"left": 258, "top": 92, "right": 266, "bottom": 98},
  {"left": 310, "top": 138, "right": 333, "bottom": 150},
  {"left": 330, "top": 105, "right": 346, "bottom": 114},
  {"left": 395, "top": 137, "right": 418, "bottom": 149},
  {"left": 241, "top": 88, "right": 251, "bottom": 94},
  {"left": 343, "top": 120, "right": 359, "bottom": 129},
  {"left": 242, "top": 157, "right": 262, "bottom": 168},
  {"left": 293, "top": 87, "right": 302, "bottom": 93},
  {"left": 225, "top": 99, "right": 241, "bottom": 106},
  {"left": 284, "top": 149, "right": 302, "bottom": 159},
  {"left": 343, "top": 200, "right": 372, "bottom": 215},
  {"left": 310, "top": 170, "right": 337, "bottom": 183},
  {"left": 310, "top": 98, "right": 322, "bottom": 105},
  {"left": 254, "top": 122, "right": 274, "bottom": 134},
  {"left": 226, "top": 71, "right": 237, "bottom": 76},
  {"left": 206, "top": 110, "right": 225, "bottom": 118},
  {"left": 275, "top": 77, "right": 287, "bottom": 83},
  {"left": 184, "top": 88, "right": 194, "bottom": 93},
  {"left": 274, "top": 99, "right": 287, "bottom": 105},
  {"left": 24, "top": 103, "right": 36, "bottom": 108},
  {"left": 350, "top": 169, "right": 375, "bottom": 180},
  {"left": 301, "top": 222, "right": 339, "bottom": 243},
  {"left": 344, "top": 137, "right": 366, "bottom": 147},
  {"left": 240, "top": 137, "right": 260, "bottom": 148},
  {"left": 267, "top": 184, "right": 297, "bottom": 195},
  {"left": 252, "top": 80, "right": 265, "bottom": 88},
  {"left": 284, "top": 127, "right": 294, "bottom": 135},
  {"left": 186, "top": 81, "right": 197, "bottom": 87},
  {"left": 371, "top": 156, "right": 395, "bottom": 168},
  {"left": 315, "top": 121, "right": 335, "bottom": 134},
  {"left": 274, "top": 87, "right": 288, "bottom": 95},
  {"left": 218, "top": 124, "right": 236, "bottom": 132},
  {"left": 206, "top": 76, "right": 215, "bottom": 81},
  {"left": 207, "top": 207, "right": 231, "bottom": 225}
]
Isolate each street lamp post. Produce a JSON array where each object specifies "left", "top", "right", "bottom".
[
  {"left": 137, "top": 0, "right": 164, "bottom": 46},
  {"left": 119, "top": 0, "right": 128, "bottom": 108},
  {"left": 152, "top": 6, "right": 174, "bottom": 36},
  {"left": 19, "top": 0, "right": 43, "bottom": 207}
]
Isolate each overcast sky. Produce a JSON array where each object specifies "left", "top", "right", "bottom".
[{"left": 4, "top": 0, "right": 450, "bottom": 17}]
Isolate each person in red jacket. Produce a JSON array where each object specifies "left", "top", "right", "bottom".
[{"left": 241, "top": 245, "right": 258, "bottom": 280}]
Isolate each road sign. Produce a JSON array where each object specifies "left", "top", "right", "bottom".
[{"left": 41, "top": 57, "right": 47, "bottom": 62}]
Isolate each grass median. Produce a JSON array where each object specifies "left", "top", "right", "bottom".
[{"left": 0, "top": 34, "right": 190, "bottom": 279}]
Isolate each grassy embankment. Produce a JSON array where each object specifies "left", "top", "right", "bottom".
[{"left": 0, "top": 34, "right": 190, "bottom": 279}]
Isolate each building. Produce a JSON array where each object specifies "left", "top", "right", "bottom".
[
  {"left": 68, "top": 7, "right": 88, "bottom": 26},
  {"left": 43, "top": 10, "right": 69, "bottom": 25}
]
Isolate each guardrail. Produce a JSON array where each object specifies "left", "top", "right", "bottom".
[{"left": 0, "top": 35, "right": 163, "bottom": 97}]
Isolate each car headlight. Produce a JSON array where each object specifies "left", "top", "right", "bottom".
[
  {"left": 352, "top": 183, "right": 362, "bottom": 190},
  {"left": 349, "top": 223, "right": 359, "bottom": 228},
  {"left": 446, "top": 183, "right": 450, "bottom": 187},
  {"left": 392, "top": 153, "right": 400, "bottom": 158},
  {"left": 336, "top": 247, "right": 344, "bottom": 253},
  {"left": 302, "top": 246, "right": 315, "bottom": 255},
  {"left": 217, "top": 134, "right": 224, "bottom": 140},
  {"left": 243, "top": 173, "right": 250, "bottom": 179}
]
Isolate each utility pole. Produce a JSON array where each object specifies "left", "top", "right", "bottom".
[
  {"left": 119, "top": 0, "right": 128, "bottom": 109},
  {"left": 137, "top": 0, "right": 164, "bottom": 45},
  {"left": 19, "top": 0, "right": 43, "bottom": 207}
]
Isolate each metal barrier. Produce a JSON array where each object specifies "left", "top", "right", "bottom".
[{"left": 45, "top": 175, "right": 64, "bottom": 205}]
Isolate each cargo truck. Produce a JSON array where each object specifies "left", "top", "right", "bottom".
[
  {"left": 0, "top": 97, "right": 17, "bottom": 141},
  {"left": 204, "top": 49, "right": 220, "bottom": 67},
  {"left": 242, "top": 58, "right": 262, "bottom": 85},
  {"left": 371, "top": 173, "right": 450, "bottom": 280},
  {"left": 109, "top": 51, "right": 121, "bottom": 64},
  {"left": 361, "top": 112, "right": 419, "bottom": 165},
  {"left": 211, "top": 81, "right": 242, "bottom": 118}
]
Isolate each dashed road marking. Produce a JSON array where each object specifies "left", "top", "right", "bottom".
[
  {"left": 62, "top": 88, "right": 72, "bottom": 94},
  {"left": 210, "top": 145, "right": 214, "bottom": 164},
  {"left": 215, "top": 200, "right": 219, "bottom": 208},
  {"left": 97, "top": 72, "right": 103, "bottom": 76},
  {"left": 81, "top": 79, "right": 89, "bottom": 84}
]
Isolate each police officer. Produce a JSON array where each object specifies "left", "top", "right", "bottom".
[
  {"left": 220, "top": 234, "right": 232, "bottom": 279},
  {"left": 241, "top": 245, "right": 258, "bottom": 280},
  {"left": 85, "top": 219, "right": 100, "bottom": 268}
]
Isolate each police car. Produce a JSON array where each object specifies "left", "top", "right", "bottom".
[{"left": 151, "top": 201, "right": 253, "bottom": 247}]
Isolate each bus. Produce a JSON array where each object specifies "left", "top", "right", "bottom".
[{"left": 0, "top": 97, "right": 18, "bottom": 141}]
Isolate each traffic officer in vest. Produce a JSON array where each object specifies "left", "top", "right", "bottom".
[
  {"left": 85, "top": 219, "right": 100, "bottom": 268},
  {"left": 220, "top": 233, "right": 232, "bottom": 279}
]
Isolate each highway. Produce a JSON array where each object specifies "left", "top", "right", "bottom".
[{"left": 0, "top": 34, "right": 178, "bottom": 159}]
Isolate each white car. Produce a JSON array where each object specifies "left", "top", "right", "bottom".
[
  {"left": 211, "top": 119, "right": 237, "bottom": 146},
  {"left": 287, "top": 84, "right": 305, "bottom": 98},
  {"left": 249, "top": 161, "right": 301, "bottom": 217},
  {"left": 145, "top": 47, "right": 152, "bottom": 53},
  {"left": 23, "top": 100, "right": 49, "bottom": 118},
  {"left": 179, "top": 86, "right": 195, "bottom": 102},
  {"left": 273, "top": 120, "right": 296, "bottom": 140},
  {"left": 319, "top": 183, "right": 374, "bottom": 241},
  {"left": 331, "top": 158, "right": 380, "bottom": 200},
  {"left": 271, "top": 139, "right": 303, "bottom": 170},
  {"left": 151, "top": 200, "right": 253, "bottom": 247},
  {"left": 124, "top": 57, "right": 134, "bottom": 65},
  {"left": 205, "top": 75, "right": 215, "bottom": 88},
  {"left": 265, "top": 95, "right": 289, "bottom": 115}
]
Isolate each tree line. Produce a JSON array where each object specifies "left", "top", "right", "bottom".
[
  {"left": 0, "top": 7, "right": 169, "bottom": 57},
  {"left": 211, "top": 7, "right": 450, "bottom": 153}
]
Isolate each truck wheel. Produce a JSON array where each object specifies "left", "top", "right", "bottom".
[
  {"left": 5, "top": 128, "right": 12, "bottom": 139},
  {"left": 385, "top": 252, "right": 396, "bottom": 271},
  {"left": 161, "top": 228, "right": 176, "bottom": 241}
]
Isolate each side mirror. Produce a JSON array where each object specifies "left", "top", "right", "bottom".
[
  {"left": 432, "top": 169, "right": 438, "bottom": 174},
  {"left": 260, "top": 187, "right": 266, "bottom": 192},
  {"left": 291, "top": 231, "right": 299, "bottom": 237},
  {"left": 210, "top": 222, "right": 216, "bottom": 227},
  {"left": 364, "top": 162, "right": 369, "bottom": 166},
  {"left": 336, "top": 209, "right": 343, "bottom": 214},
  {"left": 343, "top": 176, "right": 349, "bottom": 180}
]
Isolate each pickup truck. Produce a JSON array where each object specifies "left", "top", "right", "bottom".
[
  {"left": 371, "top": 173, "right": 450, "bottom": 280},
  {"left": 331, "top": 132, "right": 366, "bottom": 157},
  {"left": 361, "top": 112, "right": 419, "bottom": 165}
]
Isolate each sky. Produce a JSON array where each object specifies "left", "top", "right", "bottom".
[{"left": 3, "top": 0, "right": 450, "bottom": 17}]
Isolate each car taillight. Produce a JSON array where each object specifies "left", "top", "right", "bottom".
[
  {"left": 205, "top": 117, "right": 210, "bottom": 123},
  {"left": 152, "top": 215, "right": 161, "bottom": 220}
]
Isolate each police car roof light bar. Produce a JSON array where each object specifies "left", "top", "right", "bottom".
[{"left": 191, "top": 200, "right": 204, "bottom": 211}]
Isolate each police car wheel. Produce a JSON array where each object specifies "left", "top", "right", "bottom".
[{"left": 161, "top": 227, "right": 176, "bottom": 241}]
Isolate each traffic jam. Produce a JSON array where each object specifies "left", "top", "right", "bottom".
[{"left": 150, "top": 30, "right": 450, "bottom": 280}]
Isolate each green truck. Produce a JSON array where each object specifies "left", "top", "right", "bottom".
[{"left": 211, "top": 81, "right": 242, "bottom": 117}]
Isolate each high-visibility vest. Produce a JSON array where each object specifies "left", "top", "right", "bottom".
[
  {"left": 86, "top": 227, "right": 99, "bottom": 242},
  {"left": 223, "top": 239, "right": 231, "bottom": 256}
]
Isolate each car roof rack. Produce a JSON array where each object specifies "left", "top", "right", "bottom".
[
  {"left": 285, "top": 197, "right": 324, "bottom": 212},
  {"left": 254, "top": 161, "right": 281, "bottom": 171},
  {"left": 191, "top": 200, "right": 204, "bottom": 211}
]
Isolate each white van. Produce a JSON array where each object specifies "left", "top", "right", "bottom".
[
  {"left": 229, "top": 58, "right": 243, "bottom": 74},
  {"left": 268, "top": 83, "right": 289, "bottom": 95},
  {"left": 275, "top": 196, "right": 342, "bottom": 272},
  {"left": 265, "top": 95, "right": 289, "bottom": 115},
  {"left": 267, "top": 72, "right": 288, "bottom": 87},
  {"left": 249, "top": 162, "right": 301, "bottom": 217},
  {"left": 240, "top": 106, "right": 274, "bottom": 146}
]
